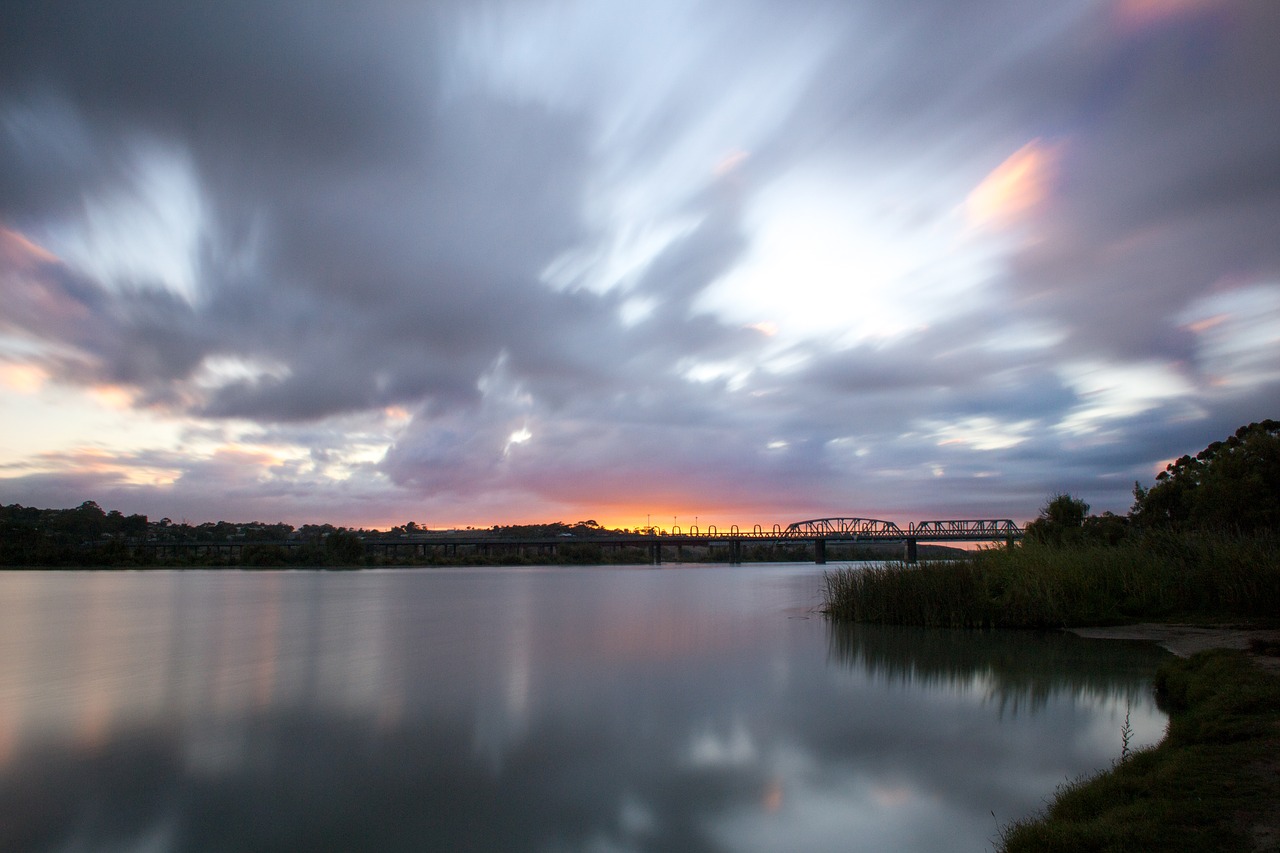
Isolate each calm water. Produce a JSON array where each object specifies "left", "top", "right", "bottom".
[{"left": 0, "top": 565, "right": 1170, "bottom": 852}]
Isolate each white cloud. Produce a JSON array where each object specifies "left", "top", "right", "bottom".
[
  {"left": 42, "top": 139, "right": 206, "bottom": 303},
  {"left": 1179, "top": 281, "right": 1280, "bottom": 390}
]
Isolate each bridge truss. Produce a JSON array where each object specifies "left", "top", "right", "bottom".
[
  {"left": 907, "top": 519, "right": 1022, "bottom": 540},
  {"left": 784, "top": 517, "right": 904, "bottom": 537},
  {"left": 782, "top": 517, "right": 1021, "bottom": 542}
]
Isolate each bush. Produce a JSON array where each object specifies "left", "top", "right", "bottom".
[{"left": 824, "top": 532, "right": 1280, "bottom": 629}]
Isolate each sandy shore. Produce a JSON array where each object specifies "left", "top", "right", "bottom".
[{"left": 1070, "top": 623, "right": 1280, "bottom": 674}]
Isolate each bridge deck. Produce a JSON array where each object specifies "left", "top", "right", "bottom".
[{"left": 137, "top": 517, "right": 1023, "bottom": 565}]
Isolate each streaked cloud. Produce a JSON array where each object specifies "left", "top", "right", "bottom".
[
  {"left": 1113, "top": 0, "right": 1227, "bottom": 30},
  {"left": 0, "top": 0, "right": 1277, "bottom": 528},
  {"left": 966, "top": 140, "right": 1060, "bottom": 232}
]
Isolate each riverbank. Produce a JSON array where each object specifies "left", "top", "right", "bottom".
[
  {"left": 821, "top": 536, "right": 1280, "bottom": 851},
  {"left": 1070, "top": 623, "right": 1280, "bottom": 674},
  {"left": 997, "top": 645, "right": 1280, "bottom": 852},
  {"left": 823, "top": 534, "right": 1280, "bottom": 628}
]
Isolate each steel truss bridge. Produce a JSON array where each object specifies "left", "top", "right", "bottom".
[
  {"left": 139, "top": 517, "right": 1024, "bottom": 566},
  {"left": 777, "top": 517, "right": 1022, "bottom": 563},
  {"left": 354, "top": 516, "right": 1023, "bottom": 565}
]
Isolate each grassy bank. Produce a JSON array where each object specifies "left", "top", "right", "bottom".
[
  {"left": 823, "top": 534, "right": 1280, "bottom": 851},
  {"left": 823, "top": 533, "right": 1280, "bottom": 629},
  {"left": 998, "top": 648, "right": 1280, "bottom": 852}
]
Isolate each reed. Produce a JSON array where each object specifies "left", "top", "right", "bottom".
[{"left": 823, "top": 532, "right": 1280, "bottom": 628}]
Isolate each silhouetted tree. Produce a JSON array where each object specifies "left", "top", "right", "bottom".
[
  {"left": 325, "top": 531, "right": 365, "bottom": 564},
  {"left": 1132, "top": 420, "right": 1280, "bottom": 533},
  {"left": 1025, "top": 493, "right": 1089, "bottom": 546},
  {"left": 1082, "top": 510, "right": 1129, "bottom": 546}
]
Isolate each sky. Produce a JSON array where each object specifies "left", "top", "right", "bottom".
[{"left": 1, "top": 0, "right": 1278, "bottom": 530}]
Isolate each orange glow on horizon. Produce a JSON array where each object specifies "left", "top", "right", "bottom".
[{"left": 357, "top": 507, "right": 835, "bottom": 535}]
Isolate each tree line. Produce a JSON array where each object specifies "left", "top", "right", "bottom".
[
  {"left": 0, "top": 502, "right": 639, "bottom": 567},
  {"left": 1027, "top": 420, "right": 1280, "bottom": 546},
  {"left": 0, "top": 501, "right": 372, "bottom": 566},
  {"left": 5, "top": 420, "right": 1274, "bottom": 565}
]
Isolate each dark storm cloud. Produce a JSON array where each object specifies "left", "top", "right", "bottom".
[
  {"left": 0, "top": 2, "right": 439, "bottom": 169},
  {"left": 0, "top": 241, "right": 208, "bottom": 393},
  {"left": 2, "top": 1, "right": 621, "bottom": 419},
  {"left": 0, "top": 0, "right": 774, "bottom": 435}
]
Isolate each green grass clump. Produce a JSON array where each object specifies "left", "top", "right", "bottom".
[
  {"left": 998, "top": 649, "right": 1280, "bottom": 853},
  {"left": 823, "top": 532, "right": 1280, "bottom": 629}
]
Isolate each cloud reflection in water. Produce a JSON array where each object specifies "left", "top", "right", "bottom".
[{"left": 0, "top": 568, "right": 1169, "bottom": 852}]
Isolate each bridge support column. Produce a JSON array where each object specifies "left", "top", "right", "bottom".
[
  {"left": 905, "top": 538, "right": 918, "bottom": 564},
  {"left": 729, "top": 539, "right": 742, "bottom": 566},
  {"left": 814, "top": 538, "right": 826, "bottom": 565},
  {"left": 651, "top": 542, "right": 662, "bottom": 565}
]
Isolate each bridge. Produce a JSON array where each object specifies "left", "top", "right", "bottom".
[
  {"left": 779, "top": 517, "right": 1023, "bottom": 563},
  {"left": 138, "top": 517, "right": 1024, "bottom": 566},
  {"left": 355, "top": 517, "right": 1024, "bottom": 565}
]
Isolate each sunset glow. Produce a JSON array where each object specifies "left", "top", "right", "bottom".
[{"left": 966, "top": 140, "right": 1059, "bottom": 231}]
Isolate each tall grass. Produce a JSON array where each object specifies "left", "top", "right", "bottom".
[{"left": 823, "top": 532, "right": 1280, "bottom": 628}]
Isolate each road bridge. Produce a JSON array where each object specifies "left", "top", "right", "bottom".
[
  {"left": 357, "top": 516, "right": 1024, "bottom": 565},
  {"left": 137, "top": 517, "right": 1023, "bottom": 565}
]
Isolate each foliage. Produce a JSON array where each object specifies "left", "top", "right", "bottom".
[
  {"left": 824, "top": 532, "right": 1280, "bottom": 628},
  {"left": 1132, "top": 419, "right": 1280, "bottom": 533},
  {"left": 324, "top": 531, "right": 366, "bottom": 565},
  {"left": 1025, "top": 493, "right": 1090, "bottom": 546},
  {"left": 998, "top": 649, "right": 1280, "bottom": 853},
  {"left": 6, "top": 505, "right": 854, "bottom": 567},
  {"left": 0, "top": 501, "right": 150, "bottom": 566},
  {"left": 1018, "top": 421, "right": 1280, "bottom": 552},
  {"left": 0, "top": 502, "right": 307, "bottom": 567},
  {"left": 488, "top": 519, "right": 613, "bottom": 538},
  {"left": 1081, "top": 511, "right": 1128, "bottom": 546}
]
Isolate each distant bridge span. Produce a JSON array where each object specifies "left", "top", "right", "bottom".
[
  {"left": 138, "top": 516, "right": 1024, "bottom": 566},
  {"left": 777, "top": 517, "right": 1022, "bottom": 563},
  {"left": 358, "top": 515, "right": 1025, "bottom": 566},
  {"left": 784, "top": 517, "right": 1023, "bottom": 541}
]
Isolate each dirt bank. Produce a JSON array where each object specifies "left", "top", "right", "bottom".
[{"left": 1070, "top": 623, "right": 1280, "bottom": 675}]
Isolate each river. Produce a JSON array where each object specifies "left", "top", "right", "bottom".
[{"left": 0, "top": 564, "right": 1169, "bottom": 852}]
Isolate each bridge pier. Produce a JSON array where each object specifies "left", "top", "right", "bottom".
[
  {"left": 814, "top": 538, "right": 826, "bottom": 565},
  {"left": 905, "top": 538, "right": 918, "bottom": 564},
  {"left": 651, "top": 542, "right": 662, "bottom": 565},
  {"left": 729, "top": 539, "right": 742, "bottom": 566}
]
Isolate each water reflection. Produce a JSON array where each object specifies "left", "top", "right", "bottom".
[
  {"left": 0, "top": 568, "right": 1170, "bottom": 852},
  {"left": 828, "top": 622, "right": 1169, "bottom": 716}
]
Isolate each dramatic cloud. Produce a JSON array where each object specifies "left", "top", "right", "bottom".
[{"left": 1, "top": 0, "right": 1277, "bottom": 527}]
